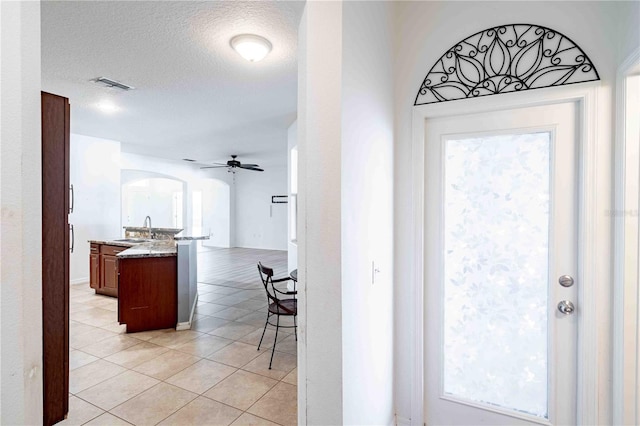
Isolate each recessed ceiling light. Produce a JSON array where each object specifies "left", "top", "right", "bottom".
[
  {"left": 230, "top": 34, "right": 272, "bottom": 62},
  {"left": 95, "top": 100, "right": 120, "bottom": 114}
]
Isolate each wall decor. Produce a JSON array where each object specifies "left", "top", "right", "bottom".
[{"left": 414, "top": 24, "right": 599, "bottom": 105}]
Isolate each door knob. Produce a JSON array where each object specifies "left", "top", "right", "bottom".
[{"left": 557, "top": 300, "right": 575, "bottom": 315}]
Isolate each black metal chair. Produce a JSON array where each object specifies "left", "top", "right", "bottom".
[{"left": 257, "top": 262, "right": 297, "bottom": 369}]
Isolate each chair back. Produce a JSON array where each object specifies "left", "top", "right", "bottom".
[
  {"left": 257, "top": 261, "right": 297, "bottom": 315},
  {"left": 257, "top": 261, "right": 278, "bottom": 304}
]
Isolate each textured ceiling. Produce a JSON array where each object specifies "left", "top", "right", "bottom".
[{"left": 41, "top": 1, "right": 304, "bottom": 167}]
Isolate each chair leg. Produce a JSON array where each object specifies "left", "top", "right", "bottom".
[
  {"left": 269, "top": 314, "right": 280, "bottom": 370},
  {"left": 294, "top": 314, "right": 297, "bottom": 341},
  {"left": 257, "top": 312, "right": 270, "bottom": 351}
]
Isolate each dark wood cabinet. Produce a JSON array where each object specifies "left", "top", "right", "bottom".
[
  {"left": 89, "top": 248, "right": 99, "bottom": 290},
  {"left": 118, "top": 256, "right": 177, "bottom": 333},
  {"left": 101, "top": 254, "right": 119, "bottom": 296},
  {"left": 90, "top": 243, "right": 126, "bottom": 297},
  {"left": 41, "top": 91, "right": 70, "bottom": 425},
  {"left": 89, "top": 243, "right": 178, "bottom": 332}
]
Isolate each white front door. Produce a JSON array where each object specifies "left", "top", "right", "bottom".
[{"left": 424, "top": 102, "right": 578, "bottom": 425}]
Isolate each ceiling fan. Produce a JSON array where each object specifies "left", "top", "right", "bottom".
[{"left": 200, "top": 155, "right": 264, "bottom": 172}]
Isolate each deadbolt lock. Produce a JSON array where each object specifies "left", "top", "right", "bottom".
[{"left": 557, "top": 300, "right": 575, "bottom": 315}]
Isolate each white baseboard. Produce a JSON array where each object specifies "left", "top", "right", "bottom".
[
  {"left": 176, "top": 293, "right": 198, "bottom": 331},
  {"left": 176, "top": 322, "right": 190, "bottom": 331},
  {"left": 189, "top": 292, "right": 198, "bottom": 323},
  {"left": 70, "top": 277, "right": 89, "bottom": 286},
  {"left": 396, "top": 415, "right": 411, "bottom": 426}
]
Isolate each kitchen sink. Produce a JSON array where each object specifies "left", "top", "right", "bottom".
[{"left": 113, "top": 238, "right": 150, "bottom": 243}]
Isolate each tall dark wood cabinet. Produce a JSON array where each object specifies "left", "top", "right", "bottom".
[{"left": 41, "top": 92, "right": 70, "bottom": 425}]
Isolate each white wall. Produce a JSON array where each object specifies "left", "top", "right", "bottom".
[
  {"left": 287, "top": 121, "right": 298, "bottom": 271},
  {"left": 198, "top": 178, "right": 231, "bottom": 248},
  {"left": 616, "top": 1, "right": 640, "bottom": 65},
  {"left": 613, "top": 2, "right": 640, "bottom": 423},
  {"left": 392, "top": 1, "right": 627, "bottom": 422},
  {"left": 234, "top": 165, "right": 288, "bottom": 250},
  {"left": 69, "top": 134, "right": 121, "bottom": 283},
  {"left": 67, "top": 138, "right": 285, "bottom": 282},
  {"left": 341, "top": 1, "right": 395, "bottom": 424},
  {"left": 297, "top": 2, "right": 344, "bottom": 423},
  {"left": 120, "top": 153, "right": 287, "bottom": 250},
  {"left": 122, "top": 177, "right": 183, "bottom": 228},
  {"left": 0, "top": 1, "right": 43, "bottom": 423},
  {"left": 73, "top": 146, "right": 286, "bottom": 253},
  {"left": 297, "top": 1, "right": 396, "bottom": 424},
  {"left": 121, "top": 153, "right": 233, "bottom": 246}
]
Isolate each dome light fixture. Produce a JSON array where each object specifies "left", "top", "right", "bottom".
[{"left": 230, "top": 34, "right": 272, "bottom": 62}]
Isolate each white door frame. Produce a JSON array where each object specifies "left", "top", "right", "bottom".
[
  {"left": 410, "top": 83, "right": 607, "bottom": 426},
  {"left": 613, "top": 47, "right": 640, "bottom": 426}
]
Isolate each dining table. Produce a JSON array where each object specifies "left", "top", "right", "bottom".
[{"left": 289, "top": 269, "right": 298, "bottom": 293}]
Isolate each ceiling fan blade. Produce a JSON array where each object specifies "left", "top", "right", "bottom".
[
  {"left": 200, "top": 165, "right": 230, "bottom": 169},
  {"left": 240, "top": 163, "right": 259, "bottom": 167},
  {"left": 239, "top": 165, "right": 264, "bottom": 171}
]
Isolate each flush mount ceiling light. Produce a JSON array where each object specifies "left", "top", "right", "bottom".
[{"left": 230, "top": 34, "right": 272, "bottom": 62}]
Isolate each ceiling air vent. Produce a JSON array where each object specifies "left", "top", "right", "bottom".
[{"left": 94, "top": 77, "right": 135, "bottom": 91}]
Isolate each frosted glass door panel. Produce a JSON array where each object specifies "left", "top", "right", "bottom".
[{"left": 442, "top": 133, "right": 551, "bottom": 418}]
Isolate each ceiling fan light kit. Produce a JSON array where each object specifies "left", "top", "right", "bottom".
[{"left": 230, "top": 34, "right": 272, "bottom": 62}]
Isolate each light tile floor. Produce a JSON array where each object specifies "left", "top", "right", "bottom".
[{"left": 63, "top": 247, "right": 296, "bottom": 426}]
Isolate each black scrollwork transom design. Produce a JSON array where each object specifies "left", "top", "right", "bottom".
[{"left": 414, "top": 24, "right": 600, "bottom": 105}]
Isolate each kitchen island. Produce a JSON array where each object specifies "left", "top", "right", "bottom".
[
  {"left": 88, "top": 234, "right": 205, "bottom": 333},
  {"left": 89, "top": 239, "right": 176, "bottom": 297},
  {"left": 117, "top": 240, "right": 177, "bottom": 333}
]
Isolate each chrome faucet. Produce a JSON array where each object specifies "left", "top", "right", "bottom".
[{"left": 143, "top": 216, "right": 152, "bottom": 238}]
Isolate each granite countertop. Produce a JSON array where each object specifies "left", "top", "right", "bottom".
[
  {"left": 88, "top": 238, "right": 177, "bottom": 258},
  {"left": 88, "top": 238, "right": 142, "bottom": 248},
  {"left": 88, "top": 233, "right": 209, "bottom": 258},
  {"left": 174, "top": 227, "right": 210, "bottom": 241},
  {"left": 174, "top": 235, "right": 209, "bottom": 241},
  {"left": 123, "top": 226, "right": 183, "bottom": 233},
  {"left": 116, "top": 240, "right": 177, "bottom": 259}
]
